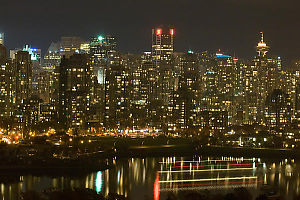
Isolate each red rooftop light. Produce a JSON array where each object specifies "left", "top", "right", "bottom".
[
  {"left": 156, "top": 29, "right": 162, "bottom": 35},
  {"left": 170, "top": 29, "right": 174, "bottom": 35}
]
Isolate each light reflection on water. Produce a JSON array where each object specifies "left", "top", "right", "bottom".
[
  {"left": 0, "top": 156, "right": 299, "bottom": 200},
  {"left": 95, "top": 171, "right": 103, "bottom": 193}
]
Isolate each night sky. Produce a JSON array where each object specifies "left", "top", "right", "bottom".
[{"left": 1, "top": 0, "right": 300, "bottom": 65}]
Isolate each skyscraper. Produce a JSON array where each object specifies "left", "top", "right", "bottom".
[
  {"left": 151, "top": 27, "right": 175, "bottom": 132},
  {"left": 152, "top": 27, "right": 174, "bottom": 65},
  {"left": 60, "top": 36, "right": 82, "bottom": 57},
  {"left": 58, "top": 54, "right": 93, "bottom": 132},
  {"left": 0, "top": 44, "right": 13, "bottom": 117},
  {"left": 104, "top": 53, "right": 131, "bottom": 132},
  {"left": 13, "top": 51, "right": 33, "bottom": 106},
  {"left": 90, "top": 35, "right": 117, "bottom": 66},
  {"left": 265, "top": 89, "right": 291, "bottom": 132},
  {"left": 171, "top": 51, "right": 201, "bottom": 132}
]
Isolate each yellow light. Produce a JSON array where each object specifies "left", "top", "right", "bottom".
[
  {"left": 159, "top": 176, "right": 258, "bottom": 183},
  {"left": 159, "top": 167, "right": 255, "bottom": 173}
]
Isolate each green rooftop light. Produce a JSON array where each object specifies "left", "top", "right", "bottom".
[{"left": 98, "top": 35, "right": 104, "bottom": 41}]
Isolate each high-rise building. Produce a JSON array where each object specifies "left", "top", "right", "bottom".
[
  {"left": 43, "top": 42, "right": 61, "bottom": 71},
  {"left": 58, "top": 54, "right": 93, "bottom": 132},
  {"left": 13, "top": 51, "right": 33, "bottom": 106},
  {"left": 104, "top": 53, "right": 131, "bottom": 132},
  {"left": 265, "top": 89, "right": 291, "bottom": 132},
  {"left": 90, "top": 35, "right": 117, "bottom": 66},
  {"left": 60, "top": 36, "right": 82, "bottom": 57},
  {"left": 152, "top": 27, "right": 174, "bottom": 65},
  {"left": 23, "top": 45, "right": 41, "bottom": 63},
  {"left": 171, "top": 52, "right": 201, "bottom": 132},
  {"left": 151, "top": 27, "right": 176, "bottom": 132},
  {"left": 0, "top": 44, "right": 13, "bottom": 117}
]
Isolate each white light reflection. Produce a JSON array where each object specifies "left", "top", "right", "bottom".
[
  {"left": 159, "top": 176, "right": 257, "bottom": 183},
  {"left": 159, "top": 167, "right": 255, "bottom": 173},
  {"left": 95, "top": 171, "right": 103, "bottom": 193}
]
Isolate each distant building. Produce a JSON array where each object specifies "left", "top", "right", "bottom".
[
  {"left": 0, "top": 44, "right": 13, "bottom": 117},
  {"left": 13, "top": 51, "right": 33, "bottom": 107},
  {"left": 171, "top": 51, "right": 201, "bottom": 132},
  {"left": 104, "top": 53, "right": 131, "bottom": 132},
  {"left": 152, "top": 27, "right": 174, "bottom": 65},
  {"left": 58, "top": 54, "right": 93, "bottom": 131},
  {"left": 265, "top": 89, "right": 291, "bottom": 132},
  {"left": 43, "top": 42, "right": 61, "bottom": 71},
  {"left": 59, "top": 36, "right": 82, "bottom": 57}
]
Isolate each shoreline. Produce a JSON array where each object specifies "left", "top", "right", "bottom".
[{"left": 0, "top": 145, "right": 299, "bottom": 178}]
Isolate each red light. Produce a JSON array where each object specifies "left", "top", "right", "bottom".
[
  {"left": 170, "top": 29, "right": 174, "bottom": 35},
  {"left": 156, "top": 29, "right": 162, "bottom": 35},
  {"left": 154, "top": 172, "right": 160, "bottom": 200}
]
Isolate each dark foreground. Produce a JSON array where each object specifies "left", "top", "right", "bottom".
[{"left": 18, "top": 187, "right": 300, "bottom": 200}]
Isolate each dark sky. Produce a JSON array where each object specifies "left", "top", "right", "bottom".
[{"left": 1, "top": 0, "right": 300, "bottom": 65}]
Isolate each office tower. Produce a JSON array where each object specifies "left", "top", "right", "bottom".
[
  {"left": 151, "top": 27, "right": 176, "bottom": 132},
  {"left": 202, "top": 54, "right": 219, "bottom": 112},
  {"left": 232, "top": 58, "right": 246, "bottom": 125},
  {"left": 89, "top": 35, "right": 118, "bottom": 129},
  {"left": 104, "top": 53, "right": 131, "bottom": 132},
  {"left": 0, "top": 44, "right": 13, "bottom": 117},
  {"left": 90, "top": 35, "right": 117, "bottom": 66},
  {"left": 201, "top": 52, "right": 233, "bottom": 132},
  {"left": 60, "top": 36, "right": 82, "bottom": 57},
  {"left": 215, "top": 52, "right": 235, "bottom": 123},
  {"left": 265, "top": 89, "right": 291, "bottom": 132},
  {"left": 126, "top": 54, "right": 147, "bottom": 130},
  {"left": 138, "top": 52, "right": 162, "bottom": 131},
  {"left": 90, "top": 35, "right": 117, "bottom": 87},
  {"left": 35, "top": 71, "right": 57, "bottom": 125},
  {"left": 58, "top": 54, "right": 93, "bottom": 132},
  {"left": 23, "top": 45, "right": 41, "bottom": 63},
  {"left": 0, "top": 33, "right": 4, "bottom": 45},
  {"left": 23, "top": 45, "right": 42, "bottom": 93},
  {"left": 152, "top": 27, "right": 174, "bottom": 65},
  {"left": 243, "top": 63, "right": 260, "bottom": 124},
  {"left": 13, "top": 51, "right": 33, "bottom": 106},
  {"left": 43, "top": 42, "right": 61, "bottom": 71},
  {"left": 171, "top": 52, "right": 201, "bottom": 133},
  {"left": 152, "top": 27, "right": 175, "bottom": 101}
]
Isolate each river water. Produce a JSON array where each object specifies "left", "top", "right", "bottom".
[{"left": 0, "top": 156, "right": 299, "bottom": 200}]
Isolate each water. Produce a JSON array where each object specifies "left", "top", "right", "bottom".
[{"left": 0, "top": 156, "right": 300, "bottom": 200}]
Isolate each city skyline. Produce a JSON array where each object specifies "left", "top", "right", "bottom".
[
  {"left": 0, "top": 27, "right": 298, "bottom": 138},
  {"left": 1, "top": 0, "right": 300, "bottom": 65}
]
